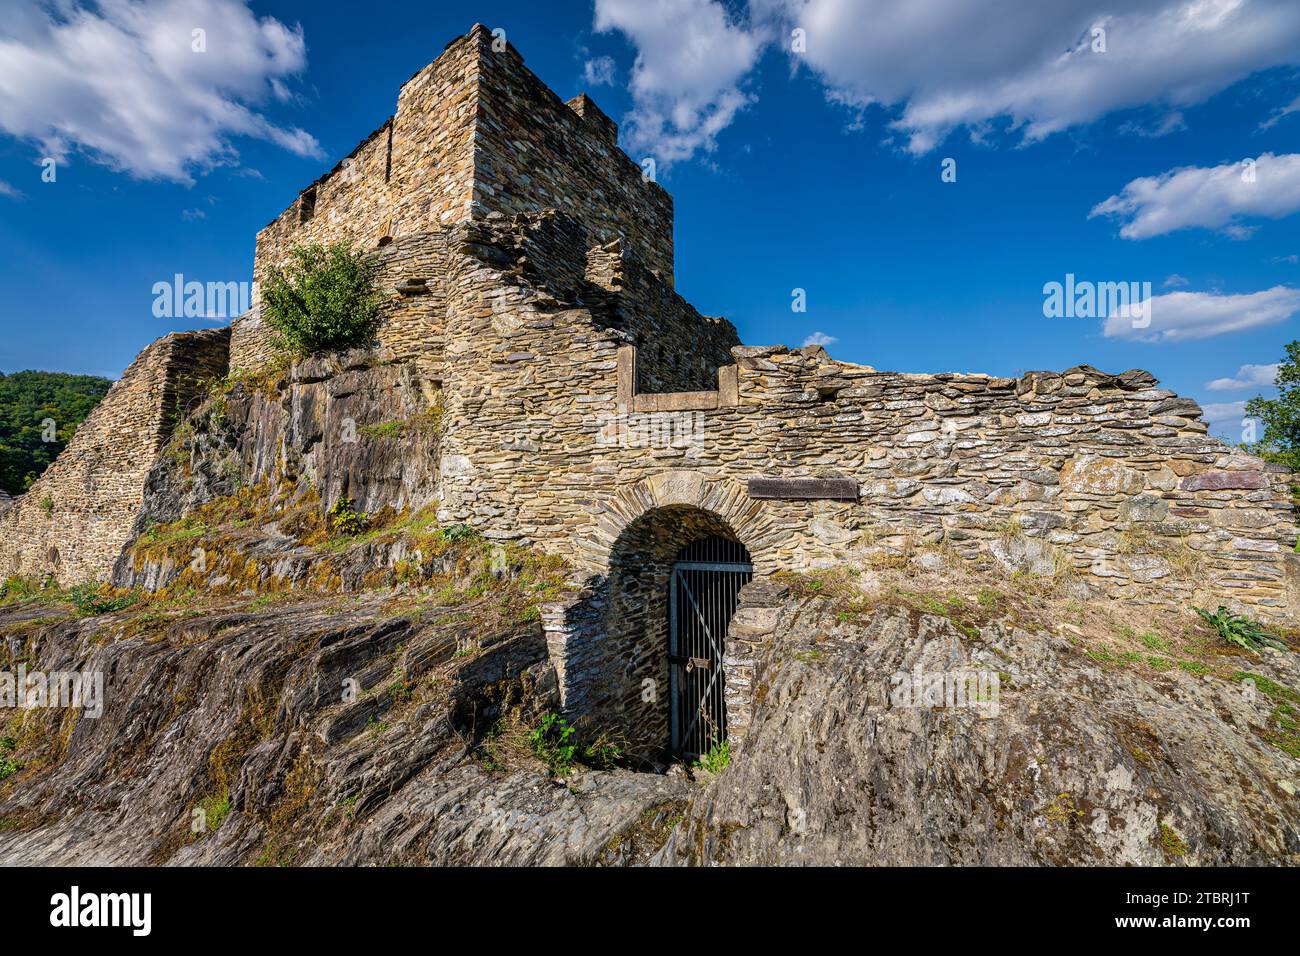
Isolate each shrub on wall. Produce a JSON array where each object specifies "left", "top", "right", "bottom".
[{"left": 263, "top": 243, "right": 383, "bottom": 357}]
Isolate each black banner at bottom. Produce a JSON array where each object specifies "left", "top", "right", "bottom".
[{"left": 0, "top": 865, "right": 1285, "bottom": 942}]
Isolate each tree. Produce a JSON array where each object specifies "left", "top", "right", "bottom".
[
  {"left": 262, "top": 243, "right": 384, "bottom": 357},
  {"left": 0, "top": 370, "right": 112, "bottom": 495},
  {"left": 1244, "top": 341, "right": 1300, "bottom": 471}
]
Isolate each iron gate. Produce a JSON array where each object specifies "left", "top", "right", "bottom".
[{"left": 668, "top": 535, "right": 753, "bottom": 758}]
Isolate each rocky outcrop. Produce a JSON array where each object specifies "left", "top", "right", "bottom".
[
  {"left": 657, "top": 581, "right": 1300, "bottom": 865},
  {"left": 0, "top": 591, "right": 686, "bottom": 866},
  {"left": 113, "top": 348, "right": 441, "bottom": 592},
  {"left": 3, "top": 577, "right": 1296, "bottom": 865}
]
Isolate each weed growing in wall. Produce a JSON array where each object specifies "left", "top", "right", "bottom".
[
  {"left": 263, "top": 243, "right": 382, "bottom": 357},
  {"left": 695, "top": 739, "right": 731, "bottom": 774}
]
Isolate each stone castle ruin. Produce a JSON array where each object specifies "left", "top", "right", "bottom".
[{"left": 3, "top": 24, "right": 1296, "bottom": 757}]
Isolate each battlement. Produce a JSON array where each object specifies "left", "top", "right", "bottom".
[{"left": 253, "top": 24, "right": 673, "bottom": 300}]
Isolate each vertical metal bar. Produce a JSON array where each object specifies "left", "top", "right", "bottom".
[
  {"left": 694, "top": 569, "right": 701, "bottom": 754},
  {"left": 669, "top": 568, "right": 679, "bottom": 754}
]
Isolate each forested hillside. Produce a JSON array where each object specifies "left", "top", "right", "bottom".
[{"left": 0, "top": 370, "right": 113, "bottom": 495}]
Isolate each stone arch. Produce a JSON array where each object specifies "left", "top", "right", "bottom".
[{"left": 577, "top": 470, "right": 781, "bottom": 575}]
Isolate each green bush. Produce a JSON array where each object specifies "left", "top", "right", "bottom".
[
  {"left": 327, "top": 497, "right": 367, "bottom": 536},
  {"left": 1194, "top": 605, "right": 1285, "bottom": 652},
  {"left": 67, "top": 583, "right": 139, "bottom": 617},
  {"left": 262, "top": 243, "right": 383, "bottom": 357}
]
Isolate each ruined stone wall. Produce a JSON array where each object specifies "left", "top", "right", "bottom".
[
  {"left": 228, "top": 304, "right": 276, "bottom": 373},
  {"left": 435, "top": 243, "right": 1298, "bottom": 624},
  {"left": 586, "top": 241, "right": 738, "bottom": 393},
  {"left": 244, "top": 23, "right": 671, "bottom": 368},
  {"left": 430, "top": 249, "right": 1298, "bottom": 745},
  {"left": 253, "top": 119, "right": 396, "bottom": 296},
  {"left": 0, "top": 329, "right": 230, "bottom": 585},
  {"left": 250, "top": 20, "right": 672, "bottom": 308}
]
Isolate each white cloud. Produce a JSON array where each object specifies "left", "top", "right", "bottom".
[
  {"left": 583, "top": 55, "right": 617, "bottom": 86},
  {"left": 762, "top": 0, "right": 1300, "bottom": 155},
  {"left": 1103, "top": 285, "right": 1300, "bottom": 341},
  {"left": 594, "top": 1, "right": 1300, "bottom": 165},
  {"left": 0, "top": 0, "right": 321, "bottom": 183},
  {"left": 803, "top": 331, "right": 837, "bottom": 347},
  {"left": 1207, "top": 363, "right": 1279, "bottom": 390},
  {"left": 1260, "top": 92, "right": 1300, "bottom": 129},
  {"left": 594, "top": 0, "right": 764, "bottom": 164},
  {"left": 1201, "top": 400, "right": 1248, "bottom": 427},
  {"left": 1162, "top": 273, "right": 1189, "bottom": 288},
  {"left": 1090, "top": 153, "right": 1300, "bottom": 239},
  {"left": 0, "top": 179, "right": 24, "bottom": 200}
]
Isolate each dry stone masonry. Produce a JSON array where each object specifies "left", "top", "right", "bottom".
[
  {"left": 2, "top": 25, "right": 1297, "bottom": 749},
  {"left": 0, "top": 329, "right": 229, "bottom": 584}
]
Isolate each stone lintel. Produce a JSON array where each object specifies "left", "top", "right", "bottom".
[{"left": 633, "top": 391, "right": 718, "bottom": 412}]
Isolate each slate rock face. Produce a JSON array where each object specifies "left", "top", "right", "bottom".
[
  {"left": 113, "top": 352, "right": 441, "bottom": 592},
  {"left": 3, "top": 581, "right": 1297, "bottom": 866},
  {"left": 0, "top": 596, "right": 686, "bottom": 866},
  {"left": 655, "top": 582, "right": 1300, "bottom": 866}
]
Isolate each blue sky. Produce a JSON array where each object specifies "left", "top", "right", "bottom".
[{"left": 1, "top": 0, "right": 1298, "bottom": 442}]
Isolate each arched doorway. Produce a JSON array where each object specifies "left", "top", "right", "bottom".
[
  {"left": 669, "top": 535, "right": 752, "bottom": 758},
  {"left": 598, "top": 505, "right": 752, "bottom": 761}
]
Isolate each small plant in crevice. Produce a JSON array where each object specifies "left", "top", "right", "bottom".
[
  {"left": 694, "top": 738, "right": 731, "bottom": 774},
  {"left": 1194, "top": 606, "right": 1286, "bottom": 652},
  {"left": 528, "top": 712, "right": 578, "bottom": 777},
  {"left": 0, "top": 736, "right": 19, "bottom": 782},
  {"left": 38, "top": 495, "right": 54, "bottom": 516},
  {"left": 580, "top": 732, "right": 625, "bottom": 770},
  {"left": 327, "top": 497, "right": 367, "bottom": 536},
  {"left": 1158, "top": 820, "right": 1188, "bottom": 858},
  {"left": 196, "top": 790, "right": 232, "bottom": 835}
]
